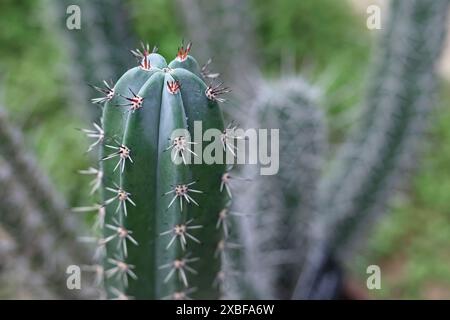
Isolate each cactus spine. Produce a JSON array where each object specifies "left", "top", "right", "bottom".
[{"left": 91, "top": 44, "right": 231, "bottom": 299}]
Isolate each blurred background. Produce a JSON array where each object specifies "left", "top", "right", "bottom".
[{"left": 1, "top": 0, "right": 450, "bottom": 299}]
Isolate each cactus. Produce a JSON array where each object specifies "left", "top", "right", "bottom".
[
  {"left": 66, "top": 0, "right": 448, "bottom": 301},
  {"left": 234, "top": 76, "right": 326, "bottom": 299},
  {"left": 83, "top": 43, "right": 234, "bottom": 299},
  {"left": 293, "top": 0, "right": 450, "bottom": 299}
]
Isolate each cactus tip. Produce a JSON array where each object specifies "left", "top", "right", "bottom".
[{"left": 176, "top": 41, "right": 192, "bottom": 61}]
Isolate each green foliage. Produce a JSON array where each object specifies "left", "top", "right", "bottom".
[
  {"left": 251, "top": 0, "right": 367, "bottom": 71},
  {"left": 0, "top": 0, "right": 91, "bottom": 208},
  {"left": 129, "top": 0, "right": 182, "bottom": 58}
]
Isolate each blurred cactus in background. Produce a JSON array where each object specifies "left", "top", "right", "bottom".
[
  {"left": 0, "top": 106, "right": 93, "bottom": 299},
  {"left": 0, "top": 226, "right": 55, "bottom": 299},
  {"left": 235, "top": 77, "right": 327, "bottom": 299},
  {"left": 294, "top": 0, "right": 450, "bottom": 299}
]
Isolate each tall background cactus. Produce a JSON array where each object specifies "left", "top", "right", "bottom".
[
  {"left": 234, "top": 77, "right": 327, "bottom": 299},
  {"left": 294, "top": 0, "right": 450, "bottom": 299}
]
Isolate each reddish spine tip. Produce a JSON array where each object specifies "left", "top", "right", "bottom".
[
  {"left": 166, "top": 80, "right": 181, "bottom": 94},
  {"left": 177, "top": 42, "right": 192, "bottom": 61}
]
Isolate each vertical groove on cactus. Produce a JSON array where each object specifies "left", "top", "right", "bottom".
[
  {"left": 81, "top": 43, "right": 238, "bottom": 299},
  {"left": 235, "top": 76, "right": 326, "bottom": 299},
  {"left": 294, "top": 0, "right": 450, "bottom": 299}
]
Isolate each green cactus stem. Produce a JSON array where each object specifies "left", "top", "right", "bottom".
[{"left": 94, "top": 43, "right": 232, "bottom": 299}]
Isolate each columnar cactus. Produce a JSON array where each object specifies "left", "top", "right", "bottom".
[
  {"left": 235, "top": 76, "right": 326, "bottom": 299},
  {"left": 294, "top": 0, "right": 450, "bottom": 299},
  {"left": 86, "top": 44, "right": 233, "bottom": 299}
]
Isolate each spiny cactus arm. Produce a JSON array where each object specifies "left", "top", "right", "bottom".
[
  {"left": 99, "top": 52, "right": 166, "bottom": 163},
  {"left": 100, "top": 57, "right": 165, "bottom": 297},
  {"left": 99, "top": 49, "right": 227, "bottom": 299},
  {"left": 293, "top": 0, "right": 450, "bottom": 299},
  {"left": 173, "top": 68, "right": 226, "bottom": 297},
  {"left": 154, "top": 72, "right": 191, "bottom": 297}
]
